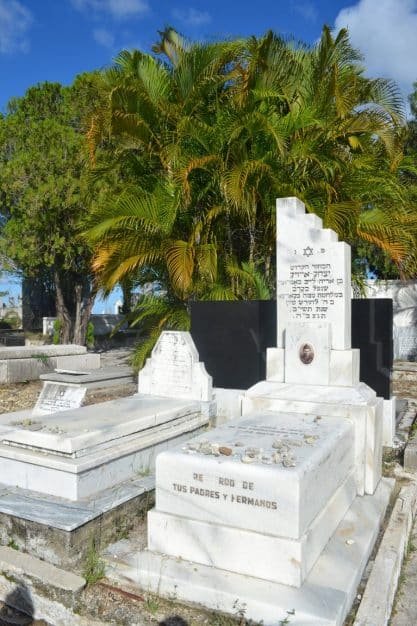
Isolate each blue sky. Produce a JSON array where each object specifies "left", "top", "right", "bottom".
[
  {"left": 2, "top": 0, "right": 417, "bottom": 113},
  {"left": 1, "top": 0, "right": 416, "bottom": 311}
]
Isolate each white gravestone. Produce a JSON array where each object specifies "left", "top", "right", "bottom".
[
  {"left": 138, "top": 331, "right": 212, "bottom": 402},
  {"left": 129, "top": 198, "right": 391, "bottom": 626},
  {"left": 270, "top": 197, "right": 359, "bottom": 387},
  {"left": 32, "top": 382, "right": 87, "bottom": 417},
  {"left": 276, "top": 196, "right": 350, "bottom": 350}
]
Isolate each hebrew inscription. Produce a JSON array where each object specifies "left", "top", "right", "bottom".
[{"left": 278, "top": 258, "right": 344, "bottom": 322}]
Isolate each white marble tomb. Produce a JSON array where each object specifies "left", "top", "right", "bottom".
[
  {"left": 127, "top": 199, "right": 392, "bottom": 626},
  {"left": 0, "top": 331, "right": 213, "bottom": 500},
  {"left": 149, "top": 413, "right": 356, "bottom": 588},
  {"left": 126, "top": 411, "right": 392, "bottom": 624}
]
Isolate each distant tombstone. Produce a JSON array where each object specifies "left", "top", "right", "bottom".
[
  {"left": 32, "top": 382, "right": 87, "bottom": 416},
  {"left": 138, "top": 331, "right": 212, "bottom": 401}
]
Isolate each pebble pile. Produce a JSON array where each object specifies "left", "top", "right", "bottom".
[{"left": 183, "top": 434, "right": 319, "bottom": 468}]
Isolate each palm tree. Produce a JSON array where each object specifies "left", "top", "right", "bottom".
[{"left": 86, "top": 26, "right": 414, "bottom": 366}]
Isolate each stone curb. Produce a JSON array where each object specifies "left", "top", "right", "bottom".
[
  {"left": 354, "top": 480, "right": 417, "bottom": 626},
  {"left": 0, "top": 547, "right": 105, "bottom": 626},
  {"left": 0, "top": 546, "right": 85, "bottom": 592}
]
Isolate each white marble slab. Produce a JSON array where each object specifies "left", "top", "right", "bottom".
[
  {"left": 0, "top": 475, "right": 155, "bottom": 531},
  {"left": 0, "top": 413, "right": 207, "bottom": 500},
  {"left": 155, "top": 412, "right": 354, "bottom": 539},
  {"left": 148, "top": 471, "right": 357, "bottom": 587},
  {"left": 32, "top": 382, "right": 86, "bottom": 416},
  {"left": 0, "top": 345, "right": 87, "bottom": 359},
  {"left": 1, "top": 395, "right": 199, "bottom": 455},
  {"left": 138, "top": 331, "right": 212, "bottom": 401},
  {"left": 108, "top": 478, "right": 394, "bottom": 626}
]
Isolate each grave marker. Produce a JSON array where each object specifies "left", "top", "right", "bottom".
[
  {"left": 276, "top": 196, "right": 351, "bottom": 350},
  {"left": 138, "top": 331, "right": 212, "bottom": 401},
  {"left": 128, "top": 198, "right": 391, "bottom": 625},
  {"left": 32, "top": 382, "right": 87, "bottom": 416}
]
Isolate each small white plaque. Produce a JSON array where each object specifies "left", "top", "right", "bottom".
[{"left": 32, "top": 382, "right": 86, "bottom": 416}]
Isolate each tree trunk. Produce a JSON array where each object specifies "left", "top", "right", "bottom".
[
  {"left": 54, "top": 271, "right": 97, "bottom": 345},
  {"left": 72, "top": 284, "right": 83, "bottom": 345},
  {"left": 121, "top": 278, "right": 133, "bottom": 314},
  {"left": 248, "top": 225, "right": 255, "bottom": 263},
  {"left": 54, "top": 270, "right": 72, "bottom": 343},
  {"left": 73, "top": 283, "right": 96, "bottom": 345}
]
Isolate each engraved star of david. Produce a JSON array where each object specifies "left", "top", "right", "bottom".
[{"left": 303, "top": 246, "right": 313, "bottom": 257}]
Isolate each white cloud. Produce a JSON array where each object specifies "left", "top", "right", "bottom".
[
  {"left": 334, "top": 0, "right": 417, "bottom": 97},
  {"left": 172, "top": 7, "right": 211, "bottom": 26},
  {"left": 93, "top": 27, "right": 115, "bottom": 48},
  {"left": 0, "top": 0, "right": 32, "bottom": 54},
  {"left": 72, "top": 0, "right": 149, "bottom": 20}
]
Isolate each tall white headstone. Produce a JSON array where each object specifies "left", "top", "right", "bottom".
[
  {"left": 269, "top": 197, "right": 359, "bottom": 387},
  {"left": 276, "top": 197, "right": 351, "bottom": 349}
]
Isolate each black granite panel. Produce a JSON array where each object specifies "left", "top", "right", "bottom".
[{"left": 190, "top": 299, "right": 393, "bottom": 398}]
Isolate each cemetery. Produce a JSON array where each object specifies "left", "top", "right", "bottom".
[
  {"left": 2, "top": 11, "right": 417, "bottom": 626},
  {"left": 0, "top": 196, "right": 414, "bottom": 625}
]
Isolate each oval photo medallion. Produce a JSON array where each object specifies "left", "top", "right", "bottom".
[{"left": 299, "top": 343, "right": 314, "bottom": 365}]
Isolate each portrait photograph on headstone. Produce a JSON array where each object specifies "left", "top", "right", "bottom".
[{"left": 299, "top": 343, "right": 314, "bottom": 365}]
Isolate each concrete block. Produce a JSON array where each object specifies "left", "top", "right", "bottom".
[{"left": 0, "top": 546, "right": 85, "bottom": 592}]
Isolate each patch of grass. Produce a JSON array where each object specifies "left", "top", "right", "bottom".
[
  {"left": 31, "top": 352, "right": 50, "bottom": 365},
  {"left": 82, "top": 540, "right": 105, "bottom": 585},
  {"left": 209, "top": 615, "right": 239, "bottom": 625},
  {"left": 144, "top": 594, "right": 160, "bottom": 615},
  {"left": 409, "top": 418, "right": 417, "bottom": 438},
  {"left": 7, "top": 539, "right": 19, "bottom": 551},
  {"left": 0, "top": 570, "right": 17, "bottom": 583},
  {"left": 408, "top": 539, "right": 417, "bottom": 554}
]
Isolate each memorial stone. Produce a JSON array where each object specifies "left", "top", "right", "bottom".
[
  {"left": 246, "top": 197, "right": 382, "bottom": 495},
  {"left": 149, "top": 413, "right": 356, "bottom": 588},
  {"left": 123, "top": 198, "right": 391, "bottom": 626},
  {"left": 138, "top": 330, "right": 212, "bottom": 402},
  {"left": 32, "top": 382, "right": 86, "bottom": 416}
]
